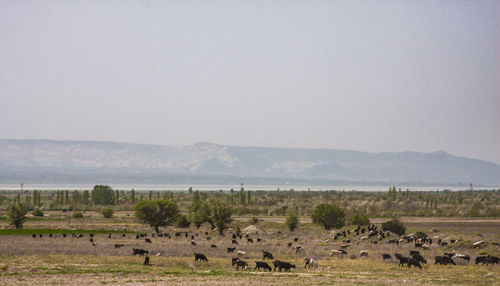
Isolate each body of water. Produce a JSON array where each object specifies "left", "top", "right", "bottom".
[{"left": 0, "top": 183, "right": 494, "bottom": 192}]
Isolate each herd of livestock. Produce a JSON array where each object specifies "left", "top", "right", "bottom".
[{"left": 30, "top": 224, "right": 499, "bottom": 272}]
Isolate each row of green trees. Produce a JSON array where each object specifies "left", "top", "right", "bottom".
[{"left": 7, "top": 198, "right": 404, "bottom": 237}]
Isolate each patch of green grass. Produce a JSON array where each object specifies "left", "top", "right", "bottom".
[
  {"left": 26, "top": 217, "right": 66, "bottom": 221},
  {"left": 0, "top": 228, "right": 138, "bottom": 236}
]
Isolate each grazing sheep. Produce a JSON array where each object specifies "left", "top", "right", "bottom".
[
  {"left": 145, "top": 238, "right": 152, "bottom": 243},
  {"left": 236, "top": 250, "right": 247, "bottom": 257},
  {"left": 360, "top": 250, "right": 369, "bottom": 257},
  {"left": 453, "top": 254, "right": 470, "bottom": 261},
  {"left": 191, "top": 241, "right": 197, "bottom": 246},
  {"left": 232, "top": 240, "right": 238, "bottom": 245},
  {"left": 194, "top": 253, "right": 208, "bottom": 262},
  {"left": 254, "top": 261, "right": 272, "bottom": 271},
  {"left": 132, "top": 248, "right": 149, "bottom": 256},
  {"left": 395, "top": 253, "right": 409, "bottom": 267},
  {"left": 407, "top": 258, "right": 422, "bottom": 269},
  {"left": 143, "top": 256, "right": 150, "bottom": 266},
  {"left": 410, "top": 253, "right": 427, "bottom": 264},
  {"left": 227, "top": 247, "right": 236, "bottom": 253},
  {"left": 330, "top": 249, "right": 347, "bottom": 258},
  {"left": 382, "top": 253, "right": 392, "bottom": 260},
  {"left": 275, "top": 261, "right": 296, "bottom": 272},
  {"left": 114, "top": 244, "right": 124, "bottom": 248},
  {"left": 443, "top": 252, "right": 454, "bottom": 258},
  {"left": 262, "top": 250, "right": 274, "bottom": 260},
  {"left": 473, "top": 240, "right": 485, "bottom": 248},
  {"left": 232, "top": 259, "right": 248, "bottom": 270},
  {"left": 304, "top": 257, "right": 318, "bottom": 269},
  {"left": 295, "top": 246, "right": 305, "bottom": 255},
  {"left": 210, "top": 244, "right": 217, "bottom": 248},
  {"left": 435, "top": 256, "right": 455, "bottom": 265}
]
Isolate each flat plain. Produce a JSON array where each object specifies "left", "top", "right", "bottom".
[{"left": 0, "top": 213, "right": 499, "bottom": 285}]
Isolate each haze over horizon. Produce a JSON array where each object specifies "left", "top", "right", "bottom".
[{"left": 1, "top": 1, "right": 499, "bottom": 164}]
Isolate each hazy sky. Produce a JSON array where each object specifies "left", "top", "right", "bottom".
[{"left": 1, "top": 1, "right": 499, "bottom": 163}]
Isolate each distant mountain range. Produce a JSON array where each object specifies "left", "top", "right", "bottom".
[{"left": 1, "top": 139, "right": 499, "bottom": 186}]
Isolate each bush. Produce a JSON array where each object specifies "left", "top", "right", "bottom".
[
  {"left": 176, "top": 214, "right": 191, "bottom": 228},
  {"left": 72, "top": 212, "right": 84, "bottom": 218},
  {"left": 311, "top": 204, "right": 345, "bottom": 230},
  {"left": 285, "top": 213, "right": 299, "bottom": 231},
  {"left": 250, "top": 217, "right": 260, "bottom": 225},
  {"left": 32, "top": 209, "right": 44, "bottom": 217},
  {"left": 101, "top": 207, "right": 114, "bottom": 218},
  {"left": 382, "top": 218, "right": 406, "bottom": 236},
  {"left": 350, "top": 214, "right": 370, "bottom": 226}
]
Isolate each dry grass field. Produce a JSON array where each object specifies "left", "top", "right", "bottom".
[{"left": 0, "top": 214, "right": 499, "bottom": 285}]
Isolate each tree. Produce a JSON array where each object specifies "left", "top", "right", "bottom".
[
  {"left": 190, "top": 201, "right": 212, "bottom": 228},
  {"left": 91, "top": 185, "right": 115, "bottom": 205},
  {"left": 135, "top": 200, "right": 179, "bottom": 233},
  {"left": 210, "top": 199, "right": 232, "bottom": 235},
  {"left": 8, "top": 203, "right": 27, "bottom": 229},
  {"left": 130, "top": 189, "right": 136, "bottom": 204},
  {"left": 285, "top": 213, "right": 299, "bottom": 231},
  {"left": 176, "top": 214, "right": 191, "bottom": 228},
  {"left": 382, "top": 218, "right": 406, "bottom": 236},
  {"left": 350, "top": 214, "right": 370, "bottom": 226},
  {"left": 311, "top": 203, "right": 345, "bottom": 230},
  {"left": 82, "top": 190, "right": 90, "bottom": 206},
  {"left": 115, "top": 190, "right": 120, "bottom": 204}
]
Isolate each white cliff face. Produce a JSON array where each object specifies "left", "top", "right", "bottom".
[{"left": 1, "top": 139, "right": 500, "bottom": 185}]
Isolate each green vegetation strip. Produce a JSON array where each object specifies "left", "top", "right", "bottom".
[{"left": 0, "top": 228, "right": 138, "bottom": 235}]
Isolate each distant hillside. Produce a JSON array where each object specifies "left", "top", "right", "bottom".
[{"left": 1, "top": 139, "right": 499, "bottom": 185}]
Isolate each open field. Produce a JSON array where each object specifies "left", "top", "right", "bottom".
[{"left": 0, "top": 215, "right": 499, "bottom": 285}]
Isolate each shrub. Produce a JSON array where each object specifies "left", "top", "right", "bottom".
[
  {"left": 72, "top": 212, "right": 84, "bottom": 218},
  {"left": 101, "top": 207, "right": 114, "bottom": 218},
  {"left": 285, "top": 213, "right": 299, "bottom": 231},
  {"left": 382, "top": 218, "right": 406, "bottom": 236},
  {"left": 32, "top": 209, "right": 44, "bottom": 217},
  {"left": 250, "top": 217, "right": 260, "bottom": 225},
  {"left": 350, "top": 214, "right": 370, "bottom": 226},
  {"left": 311, "top": 204, "right": 345, "bottom": 230},
  {"left": 176, "top": 214, "right": 191, "bottom": 228}
]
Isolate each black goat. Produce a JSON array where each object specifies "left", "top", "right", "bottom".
[
  {"left": 194, "top": 253, "right": 208, "bottom": 262},
  {"left": 263, "top": 250, "right": 274, "bottom": 260},
  {"left": 254, "top": 261, "right": 272, "bottom": 271}
]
